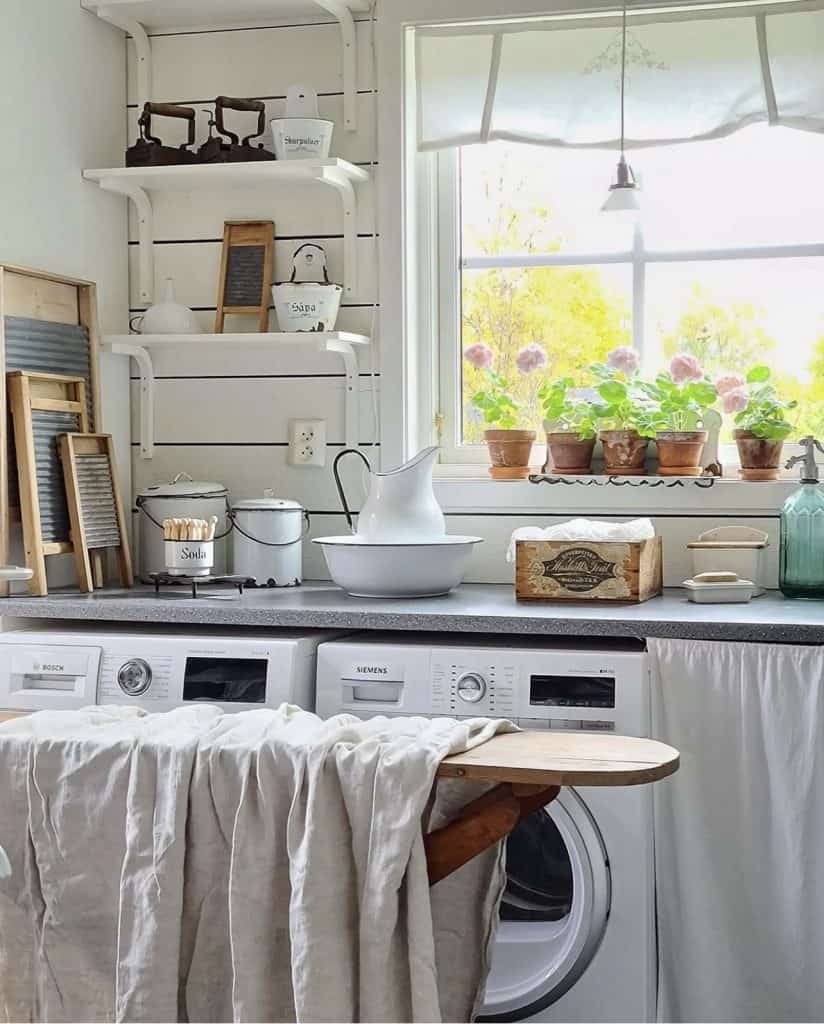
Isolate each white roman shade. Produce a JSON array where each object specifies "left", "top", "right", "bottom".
[{"left": 415, "top": 2, "right": 824, "bottom": 150}]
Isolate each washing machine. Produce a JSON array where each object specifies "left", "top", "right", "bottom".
[
  {"left": 0, "top": 622, "right": 343, "bottom": 714},
  {"left": 316, "top": 634, "right": 655, "bottom": 1022}
]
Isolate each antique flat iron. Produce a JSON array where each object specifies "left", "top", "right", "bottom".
[
  {"left": 126, "top": 102, "right": 198, "bottom": 167},
  {"left": 198, "top": 96, "right": 274, "bottom": 163}
]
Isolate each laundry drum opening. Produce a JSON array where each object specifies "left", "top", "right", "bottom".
[{"left": 480, "top": 789, "right": 611, "bottom": 1021}]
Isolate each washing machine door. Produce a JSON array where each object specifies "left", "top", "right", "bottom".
[{"left": 479, "top": 788, "right": 611, "bottom": 1021}]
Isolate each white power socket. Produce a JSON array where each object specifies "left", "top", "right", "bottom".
[{"left": 288, "top": 419, "right": 326, "bottom": 467}]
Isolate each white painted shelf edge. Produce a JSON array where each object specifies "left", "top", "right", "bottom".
[
  {"left": 103, "top": 331, "right": 370, "bottom": 459},
  {"left": 82, "top": 0, "right": 367, "bottom": 129},
  {"left": 83, "top": 160, "right": 369, "bottom": 306}
]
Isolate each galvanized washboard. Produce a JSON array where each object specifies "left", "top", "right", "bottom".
[
  {"left": 59, "top": 433, "right": 132, "bottom": 593},
  {"left": 4, "top": 316, "right": 94, "bottom": 519}
]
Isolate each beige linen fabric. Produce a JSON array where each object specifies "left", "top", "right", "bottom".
[{"left": 0, "top": 705, "right": 512, "bottom": 1023}]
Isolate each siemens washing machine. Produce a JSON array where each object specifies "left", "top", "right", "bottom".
[{"left": 316, "top": 634, "right": 656, "bottom": 1023}]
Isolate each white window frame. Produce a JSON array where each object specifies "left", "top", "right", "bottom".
[{"left": 435, "top": 146, "right": 824, "bottom": 468}]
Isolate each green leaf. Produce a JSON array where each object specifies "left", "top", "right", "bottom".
[
  {"left": 747, "top": 365, "right": 771, "bottom": 384},
  {"left": 598, "top": 380, "right": 627, "bottom": 404}
]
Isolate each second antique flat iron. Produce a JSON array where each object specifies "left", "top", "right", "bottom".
[
  {"left": 197, "top": 96, "right": 274, "bottom": 162},
  {"left": 126, "top": 102, "right": 198, "bottom": 167}
]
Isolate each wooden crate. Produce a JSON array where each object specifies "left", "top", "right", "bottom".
[{"left": 515, "top": 537, "right": 663, "bottom": 603}]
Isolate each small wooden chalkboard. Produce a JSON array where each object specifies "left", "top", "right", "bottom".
[{"left": 215, "top": 221, "right": 274, "bottom": 333}]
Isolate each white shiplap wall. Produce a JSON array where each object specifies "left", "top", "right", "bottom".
[
  {"left": 126, "top": 16, "right": 783, "bottom": 589},
  {"left": 125, "top": 16, "right": 381, "bottom": 575}
]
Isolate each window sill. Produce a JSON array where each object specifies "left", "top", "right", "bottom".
[{"left": 434, "top": 471, "right": 795, "bottom": 516}]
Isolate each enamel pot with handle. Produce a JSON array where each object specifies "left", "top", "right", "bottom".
[{"left": 332, "top": 446, "right": 445, "bottom": 541}]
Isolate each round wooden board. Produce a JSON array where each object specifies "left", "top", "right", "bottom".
[{"left": 437, "top": 730, "right": 679, "bottom": 787}]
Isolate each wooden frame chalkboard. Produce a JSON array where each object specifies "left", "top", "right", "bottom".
[{"left": 215, "top": 221, "right": 274, "bottom": 333}]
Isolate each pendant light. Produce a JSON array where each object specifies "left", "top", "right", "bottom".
[{"left": 602, "top": 1, "right": 640, "bottom": 215}]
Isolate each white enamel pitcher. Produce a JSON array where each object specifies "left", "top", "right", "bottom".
[{"left": 332, "top": 446, "right": 445, "bottom": 541}]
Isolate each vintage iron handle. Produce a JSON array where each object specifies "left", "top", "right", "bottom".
[
  {"left": 333, "top": 449, "right": 371, "bottom": 533},
  {"left": 138, "top": 102, "right": 196, "bottom": 148},
  {"left": 215, "top": 96, "right": 267, "bottom": 146}
]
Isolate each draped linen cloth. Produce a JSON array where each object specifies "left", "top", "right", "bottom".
[
  {"left": 649, "top": 638, "right": 824, "bottom": 1022},
  {"left": 0, "top": 705, "right": 512, "bottom": 1023},
  {"left": 415, "top": 3, "right": 824, "bottom": 151}
]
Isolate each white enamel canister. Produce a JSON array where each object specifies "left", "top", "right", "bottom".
[
  {"left": 137, "top": 475, "right": 229, "bottom": 579},
  {"left": 164, "top": 540, "right": 214, "bottom": 577},
  {"left": 231, "top": 497, "right": 306, "bottom": 587},
  {"left": 270, "top": 84, "right": 334, "bottom": 160},
  {"left": 271, "top": 243, "right": 342, "bottom": 332}
]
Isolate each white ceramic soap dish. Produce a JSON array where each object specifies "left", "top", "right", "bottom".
[{"left": 683, "top": 571, "right": 755, "bottom": 604}]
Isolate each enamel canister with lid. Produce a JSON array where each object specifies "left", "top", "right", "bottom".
[
  {"left": 137, "top": 474, "right": 229, "bottom": 579},
  {"left": 231, "top": 496, "right": 306, "bottom": 586}
]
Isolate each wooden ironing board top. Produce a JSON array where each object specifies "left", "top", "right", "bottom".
[{"left": 437, "top": 730, "right": 679, "bottom": 787}]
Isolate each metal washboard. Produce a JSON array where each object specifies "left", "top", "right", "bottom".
[{"left": 4, "top": 316, "right": 94, "bottom": 543}]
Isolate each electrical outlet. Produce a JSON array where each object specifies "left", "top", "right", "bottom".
[{"left": 288, "top": 419, "right": 326, "bottom": 467}]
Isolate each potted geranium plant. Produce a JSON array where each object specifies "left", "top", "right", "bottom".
[
  {"left": 538, "top": 377, "right": 598, "bottom": 474},
  {"left": 589, "top": 346, "right": 657, "bottom": 475},
  {"left": 718, "top": 366, "right": 797, "bottom": 480},
  {"left": 639, "top": 354, "right": 718, "bottom": 476},
  {"left": 465, "top": 343, "right": 543, "bottom": 479}
]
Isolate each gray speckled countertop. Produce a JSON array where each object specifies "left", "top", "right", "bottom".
[{"left": 2, "top": 583, "right": 823, "bottom": 643}]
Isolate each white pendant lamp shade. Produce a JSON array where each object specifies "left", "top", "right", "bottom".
[
  {"left": 601, "top": 155, "right": 640, "bottom": 214},
  {"left": 602, "top": 3, "right": 641, "bottom": 217}
]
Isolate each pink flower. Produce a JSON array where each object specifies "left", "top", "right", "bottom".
[
  {"left": 464, "top": 343, "right": 493, "bottom": 370},
  {"left": 516, "top": 343, "right": 548, "bottom": 374},
  {"left": 669, "top": 353, "right": 704, "bottom": 384},
  {"left": 606, "top": 345, "right": 639, "bottom": 376},
  {"left": 722, "top": 387, "right": 749, "bottom": 414},
  {"left": 715, "top": 373, "right": 746, "bottom": 396}
]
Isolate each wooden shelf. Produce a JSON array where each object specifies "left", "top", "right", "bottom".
[
  {"left": 83, "top": 161, "right": 369, "bottom": 305},
  {"left": 82, "top": 0, "right": 367, "bottom": 129},
  {"left": 83, "top": 159, "right": 368, "bottom": 192},
  {"left": 81, "top": 0, "right": 369, "bottom": 32},
  {"left": 102, "top": 331, "right": 370, "bottom": 459},
  {"left": 102, "top": 331, "right": 369, "bottom": 347}
]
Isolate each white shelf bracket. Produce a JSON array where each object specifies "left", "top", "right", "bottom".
[
  {"left": 96, "top": 6, "right": 152, "bottom": 111},
  {"left": 108, "top": 341, "right": 155, "bottom": 459},
  {"left": 324, "top": 337, "right": 360, "bottom": 447},
  {"left": 100, "top": 178, "right": 154, "bottom": 305},
  {"left": 312, "top": 0, "right": 358, "bottom": 131},
  {"left": 322, "top": 168, "right": 358, "bottom": 297}
]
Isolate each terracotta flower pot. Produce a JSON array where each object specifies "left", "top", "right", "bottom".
[
  {"left": 543, "top": 432, "right": 596, "bottom": 475},
  {"left": 655, "top": 430, "right": 708, "bottom": 477},
  {"left": 734, "top": 429, "right": 785, "bottom": 480},
  {"left": 599, "top": 429, "right": 649, "bottom": 476},
  {"left": 484, "top": 429, "right": 536, "bottom": 480}
]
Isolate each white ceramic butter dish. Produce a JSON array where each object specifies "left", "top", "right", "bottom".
[{"left": 683, "top": 572, "right": 755, "bottom": 603}]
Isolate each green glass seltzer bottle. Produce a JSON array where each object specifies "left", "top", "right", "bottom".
[{"left": 780, "top": 436, "right": 824, "bottom": 598}]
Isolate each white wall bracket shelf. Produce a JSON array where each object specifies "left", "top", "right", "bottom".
[
  {"left": 82, "top": 0, "right": 369, "bottom": 129},
  {"left": 102, "top": 331, "right": 370, "bottom": 458},
  {"left": 83, "top": 160, "right": 369, "bottom": 305}
]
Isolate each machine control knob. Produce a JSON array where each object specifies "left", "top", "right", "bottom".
[
  {"left": 456, "top": 672, "right": 486, "bottom": 703},
  {"left": 117, "top": 658, "right": 152, "bottom": 696}
]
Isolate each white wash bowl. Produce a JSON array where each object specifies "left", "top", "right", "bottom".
[{"left": 313, "top": 535, "right": 483, "bottom": 598}]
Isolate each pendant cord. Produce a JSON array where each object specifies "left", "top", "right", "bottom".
[{"left": 620, "top": 1, "right": 627, "bottom": 159}]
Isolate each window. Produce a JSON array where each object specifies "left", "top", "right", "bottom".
[{"left": 436, "top": 124, "right": 824, "bottom": 462}]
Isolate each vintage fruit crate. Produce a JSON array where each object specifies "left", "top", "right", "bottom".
[{"left": 515, "top": 537, "right": 663, "bottom": 603}]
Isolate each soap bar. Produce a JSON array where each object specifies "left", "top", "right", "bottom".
[{"left": 693, "top": 571, "right": 739, "bottom": 584}]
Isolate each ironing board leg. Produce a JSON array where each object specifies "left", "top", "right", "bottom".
[{"left": 425, "top": 783, "right": 560, "bottom": 886}]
